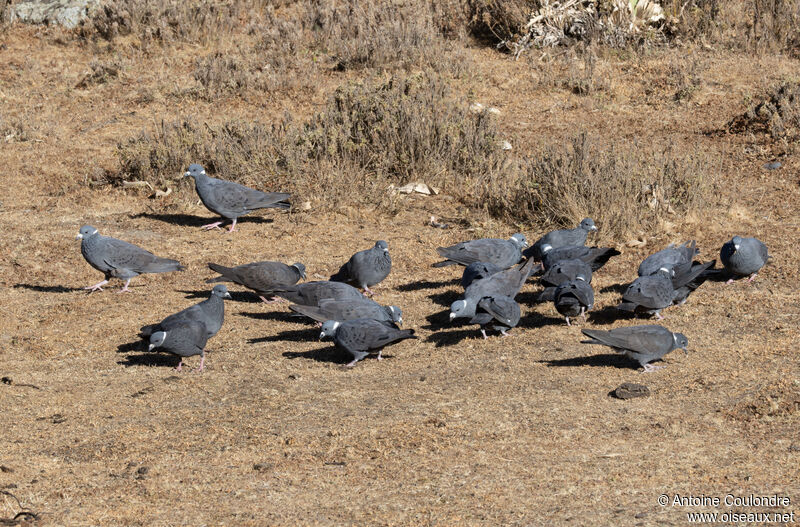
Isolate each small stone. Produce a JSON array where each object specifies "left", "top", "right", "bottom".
[
  {"left": 763, "top": 161, "right": 782, "bottom": 170},
  {"left": 1, "top": 377, "right": 11, "bottom": 385},
  {"left": 0, "top": 466, "right": 14, "bottom": 473},
  {"left": 253, "top": 463, "right": 274, "bottom": 472},
  {"left": 612, "top": 383, "right": 651, "bottom": 399},
  {"left": 136, "top": 466, "right": 149, "bottom": 476}
]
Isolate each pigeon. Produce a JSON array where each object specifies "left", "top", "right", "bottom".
[
  {"left": 536, "top": 259, "right": 593, "bottom": 302},
  {"left": 433, "top": 234, "right": 527, "bottom": 269},
  {"left": 581, "top": 325, "right": 688, "bottom": 372},
  {"left": 140, "top": 285, "right": 231, "bottom": 339},
  {"left": 461, "top": 262, "right": 502, "bottom": 289},
  {"left": 528, "top": 218, "right": 597, "bottom": 261},
  {"left": 207, "top": 261, "right": 305, "bottom": 302},
  {"left": 638, "top": 241, "right": 698, "bottom": 276},
  {"left": 465, "top": 258, "right": 538, "bottom": 300},
  {"left": 618, "top": 268, "right": 674, "bottom": 320},
  {"left": 720, "top": 236, "right": 769, "bottom": 283},
  {"left": 540, "top": 245, "right": 620, "bottom": 272},
  {"left": 554, "top": 277, "right": 594, "bottom": 326},
  {"left": 261, "top": 281, "right": 363, "bottom": 306},
  {"left": 330, "top": 241, "right": 391, "bottom": 296},
  {"left": 290, "top": 299, "right": 402, "bottom": 327},
  {"left": 670, "top": 260, "right": 716, "bottom": 305},
  {"left": 184, "top": 164, "right": 290, "bottom": 232},
  {"left": 319, "top": 319, "right": 417, "bottom": 367},
  {"left": 148, "top": 320, "right": 209, "bottom": 372},
  {"left": 449, "top": 295, "right": 521, "bottom": 339},
  {"left": 76, "top": 225, "right": 184, "bottom": 293}
]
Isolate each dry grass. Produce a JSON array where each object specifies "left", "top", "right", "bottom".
[{"left": 730, "top": 80, "right": 800, "bottom": 141}]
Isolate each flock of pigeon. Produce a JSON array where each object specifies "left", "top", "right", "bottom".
[{"left": 76, "top": 164, "right": 771, "bottom": 372}]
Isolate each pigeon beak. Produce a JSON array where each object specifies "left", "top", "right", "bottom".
[
  {"left": 75, "top": 233, "right": 83, "bottom": 240},
  {"left": 183, "top": 171, "right": 190, "bottom": 177},
  {"left": 148, "top": 344, "right": 155, "bottom": 351},
  {"left": 591, "top": 225, "right": 598, "bottom": 231},
  {"left": 397, "top": 317, "right": 403, "bottom": 326},
  {"left": 682, "top": 347, "right": 688, "bottom": 355},
  {"left": 449, "top": 312, "right": 456, "bottom": 321},
  {"left": 319, "top": 331, "right": 325, "bottom": 340}
]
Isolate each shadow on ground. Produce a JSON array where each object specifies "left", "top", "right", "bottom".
[
  {"left": 14, "top": 283, "right": 85, "bottom": 293},
  {"left": 131, "top": 212, "right": 274, "bottom": 229}
]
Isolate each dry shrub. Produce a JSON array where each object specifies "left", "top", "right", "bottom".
[
  {"left": 115, "top": 72, "right": 710, "bottom": 235},
  {"left": 75, "top": 60, "right": 121, "bottom": 89},
  {"left": 477, "top": 134, "right": 712, "bottom": 237},
  {"left": 729, "top": 81, "right": 800, "bottom": 140},
  {"left": 464, "top": 0, "right": 537, "bottom": 45}
]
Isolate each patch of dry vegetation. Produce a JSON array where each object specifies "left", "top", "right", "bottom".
[
  {"left": 730, "top": 81, "right": 800, "bottom": 141},
  {"left": 114, "top": 72, "right": 712, "bottom": 237}
]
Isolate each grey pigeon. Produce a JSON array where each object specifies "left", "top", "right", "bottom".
[
  {"left": 540, "top": 245, "right": 620, "bottom": 272},
  {"left": 148, "top": 320, "right": 209, "bottom": 372},
  {"left": 720, "top": 236, "right": 769, "bottom": 283},
  {"left": 465, "top": 258, "right": 538, "bottom": 300},
  {"left": 261, "top": 281, "right": 363, "bottom": 306},
  {"left": 207, "top": 260, "right": 305, "bottom": 303},
  {"left": 450, "top": 295, "right": 521, "bottom": 339},
  {"left": 433, "top": 234, "right": 527, "bottom": 269},
  {"left": 536, "top": 259, "right": 593, "bottom": 302},
  {"left": 461, "top": 262, "right": 502, "bottom": 289},
  {"left": 581, "top": 325, "right": 688, "bottom": 372},
  {"left": 319, "top": 318, "right": 417, "bottom": 367},
  {"left": 554, "top": 277, "right": 594, "bottom": 326},
  {"left": 140, "top": 284, "right": 231, "bottom": 339},
  {"left": 184, "top": 164, "right": 290, "bottom": 232},
  {"left": 528, "top": 218, "right": 597, "bottom": 261},
  {"left": 618, "top": 268, "right": 674, "bottom": 320},
  {"left": 330, "top": 241, "right": 391, "bottom": 296},
  {"left": 638, "top": 241, "right": 698, "bottom": 276},
  {"left": 290, "top": 299, "right": 402, "bottom": 326},
  {"left": 671, "top": 260, "right": 716, "bottom": 306},
  {"left": 76, "top": 225, "right": 184, "bottom": 293}
]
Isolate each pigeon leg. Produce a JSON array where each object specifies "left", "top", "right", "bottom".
[
  {"left": 345, "top": 359, "right": 360, "bottom": 368},
  {"left": 227, "top": 219, "right": 237, "bottom": 233},
  {"left": 641, "top": 363, "right": 665, "bottom": 373},
  {"left": 747, "top": 273, "right": 758, "bottom": 282},
  {"left": 565, "top": 316, "right": 571, "bottom": 326},
  {"left": 259, "top": 295, "right": 286, "bottom": 304},
  {"left": 725, "top": 278, "right": 735, "bottom": 285},
  {"left": 581, "top": 307, "right": 587, "bottom": 322},
  {"left": 117, "top": 279, "right": 132, "bottom": 293},
  {"left": 84, "top": 279, "right": 108, "bottom": 293},
  {"left": 480, "top": 329, "right": 488, "bottom": 340},
  {"left": 362, "top": 286, "right": 375, "bottom": 297},
  {"left": 376, "top": 350, "right": 383, "bottom": 361},
  {"left": 201, "top": 221, "right": 224, "bottom": 231},
  {"left": 500, "top": 329, "right": 510, "bottom": 337},
  {"left": 654, "top": 311, "right": 664, "bottom": 321},
  {"left": 175, "top": 360, "right": 183, "bottom": 372},
  {"left": 195, "top": 354, "right": 205, "bottom": 372}
]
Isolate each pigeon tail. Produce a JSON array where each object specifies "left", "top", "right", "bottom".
[
  {"left": 536, "top": 287, "right": 556, "bottom": 302},
  {"left": 329, "top": 265, "right": 350, "bottom": 283},
  {"left": 206, "top": 262, "right": 235, "bottom": 282},
  {"left": 288, "top": 304, "right": 326, "bottom": 323},
  {"left": 432, "top": 260, "right": 458, "bottom": 268},
  {"left": 141, "top": 259, "right": 184, "bottom": 273},
  {"left": 617, "top": 301, "right": 638, "bottom": 312}
]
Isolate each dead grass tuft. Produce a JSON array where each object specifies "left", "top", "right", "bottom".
[{"left": 729, "top": 81, "right": 800, "bottom": 140}]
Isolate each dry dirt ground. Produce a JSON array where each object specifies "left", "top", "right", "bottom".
[{"left": 1, "top": 23, "right": 799, "bottom": 526}]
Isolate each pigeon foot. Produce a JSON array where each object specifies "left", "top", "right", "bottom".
[
  {"left": 641, "top": 363, "right": 665, "bottom": 373},
  {"left": 201, "top": 222, "right": 224, "bottom": 231},
  {"left": 84, "top": 280, "right": 108, "bottom": 293}
]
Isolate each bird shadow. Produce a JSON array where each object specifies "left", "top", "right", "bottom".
[
  {"left": 539, "top": 353, "right": 637, "bottom": 370},
  {"left": 425, "top": 328, "right": 479, "bottom": 348},
  {"left": 422, "top": 309, "right": 452, "bottom": 330},
  {"left": 427, "top": 290, "right": 461, "bottom": 308},
  {"left": 395, "top": 278, "right": 458, "bottom": 292},
  {"left": 117, "top": 352, "right": 181, "bottom": 369},
  {"left": 13, "top": 283, "right": 83, "bottom": 293},
  {"left": 587, "top": 306, "right": 632, "bottom": 325},
  {"left": 516, "top": 290, "right": 547, "bottom": 305},
  {"left": 131, "top": 212, "right": 273, "bottom": 228},
  {"left": 177, "top": 289, "right": 260, "bottom": 303},
  {"left": 599, "top": 283, "right": 627, "bottom": 294},
  {"left": 518, "top": 311, "right": 564, "bottom": 329},
  {"left": 238, "top": 311, "right": 304, "bottom": 323},
  {"left": 116, "top": 340, "right": 146, "bottom": 354},
  {"left": 248, "top": 327, "right": 319, "bottom": 343},
  {"left": 282, "top": 345, "right": 353, "bottom": 364}
]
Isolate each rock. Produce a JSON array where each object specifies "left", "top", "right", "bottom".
[
  {"left": 9, "top": 0, "right": 101, "bottom": 29},
  {"left": 763, "top": 161, "right": 782, "bottom": 170},
  {"left": 612, "top": 383, "right": 651, "bottom": 399}
]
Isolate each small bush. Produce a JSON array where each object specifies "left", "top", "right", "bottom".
[{"left": 729, "top": 81, "right": 800, "bottom": 140}]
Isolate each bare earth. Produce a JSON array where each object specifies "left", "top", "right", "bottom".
[{"left": 1, "top": 24, "right": 799, "bottom": 526}]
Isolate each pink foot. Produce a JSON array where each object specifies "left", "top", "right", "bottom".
[
  {"left": 748, "top": 273, "right": 758, "bottom": 283},
  {"left": 376, "top": 350, "right": 383, "bottom": 361},
  {"left": 362, "top": 287, "right": 375, "bottom": 297},
  {"left": 117, "top": 280, "right": 132, "bottom": 293},
  {"left": 227, "top": 219, "right": 237, "bottom": 233},
  {"left": 201, "top": 222, "right": 223, "bottom": 231},
  {"left": 175, "top": 361, "right": 183, "bottom": 372},
  {"left": 345, "top": 360, "right": 359, "bottom": 368},
  {"left": 195, "top": 355, "right": 205, "bottom": 372},
  {"left": 725, "top": 278, "right": 735, "bottom": 285},
  {"left": 655, "top": 312, "right": 664, "bottom": 321},
  {"left": 642, "top": 363, "right": 665, "bottom": 373},
  {"left": 500, "top": 329, "right": 510, "bottom": 337},
  {"left": 565, "top": 317, "right": 572, "bottom": 326},
  {"left": 259, "top": 295, "right": 286, "bottom": 304},
  {"left": 481, "top": 329, "right": 488, "bottom": 340},
  {"left": 84, "top": 280, "right": 108, "bottom": 293}
]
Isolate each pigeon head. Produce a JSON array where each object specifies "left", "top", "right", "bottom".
[
  {"left": 184, "top": 164, "right": 207, "bottom": 179},
  {"left": 510, "top": 233, "right": 528, "bottom": 248},
  {"left": 149, "top": 331, "right": 167, "bottom": 351},
  {"left": 375, "top": 240, "right": 389, "bottom": 252},
  {"left": 580, "top": 218, "right": 597, "bottom": 232},
  {"left": 449, "top": 299, "right": 469, "bottom": 321},
  {"left": 731, "top": 235, "right": 743, "bottom": 251},
  {"left": 76, "top": 225, "right": 99, "bottom": 240},
  {"left": 291, "top": 263, "right": 307, "bottom": 280},
  {"left": 387, "top": 305, "right": 403, "bottom": 325},
  {"left": 673, "top": 332, "right": 689, "bottom": 354},
  {"left": 211, "top": 285, "right": 231, "bottom": 299},
  {"left": 319, "top": 320, "right": 340, "bottom": 340}
]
